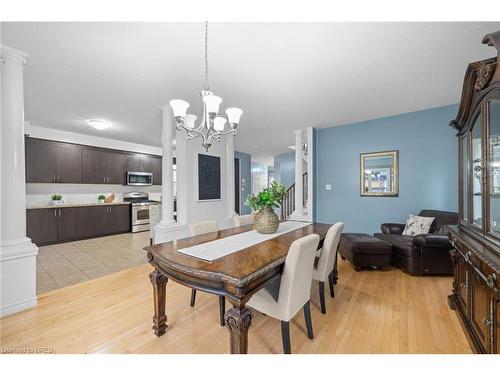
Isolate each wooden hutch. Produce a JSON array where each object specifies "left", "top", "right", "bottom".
[{"left": 448, "top": 30, "right": 500, "bottom": 353}]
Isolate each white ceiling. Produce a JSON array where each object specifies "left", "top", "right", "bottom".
[{"left": 3, "top": 22, "right": 500, "bottom": 163}]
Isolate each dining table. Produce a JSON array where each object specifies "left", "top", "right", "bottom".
[{"left": 144, "top": 221, "right": 333, "bottom": 354}]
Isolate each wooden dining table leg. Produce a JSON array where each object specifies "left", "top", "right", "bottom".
[
  {"left": 224, "top": 305, "right": 252, "bottom": 354},
  {"left": 149, "top": 269, "right": 168, "bottom": 337}
]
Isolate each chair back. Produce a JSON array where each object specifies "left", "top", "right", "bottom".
[
  {"left": 188, "top": 220, "right": 219, "bottom": 236},
  {"left": 315, "top": 222, "right": 344, "bottom": 281},
  {"left": 278, "top": 234, "right": 320, "bottom": 319},
  {"left": 149, "top": 204, "right": 162, "bottom": 243},
  {"left": 232, "top": 214, "right": 254, "bottom": 227}
]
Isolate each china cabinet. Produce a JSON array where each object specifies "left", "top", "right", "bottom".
[{"left": 448, "top": 30, "right": 500, "bottom": 353}]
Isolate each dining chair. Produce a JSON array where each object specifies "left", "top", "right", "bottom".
[
  {"left": 312, "top": 222, "right": 344, "bottom": 314},
  {"left": 232, "top": 213, "right": 254, "bottom": 227},
  {"left": 187, "top": 220, "right": 225, "bottom": 326},
  {"left": 247, "top": 233, "right": 320, "bottom": 354},
  {"left": 149, "top": 204, "right": 162, "bottom": 246}
]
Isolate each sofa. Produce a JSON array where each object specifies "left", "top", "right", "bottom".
[{"left": 374, "top": 210, "right": 458, "bottom": 276}]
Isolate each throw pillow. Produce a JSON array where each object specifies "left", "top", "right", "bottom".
[{"left": 402, "top": 215, "right": 435, "bottom": 236}]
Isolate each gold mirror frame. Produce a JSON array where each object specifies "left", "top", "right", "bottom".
[{"left": 360, "top": 150, "right": 399, "bottom": 197}]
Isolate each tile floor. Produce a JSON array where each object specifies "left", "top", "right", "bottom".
[{"left": 36, "top": 231, "right": 151, "bottom": 294}]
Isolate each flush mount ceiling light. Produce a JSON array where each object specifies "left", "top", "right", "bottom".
[
  {"left": 87, "top": 119, "right": 111, "bottom": 130},
  {"left": 169, "top": 22, "right": 243, "bottom": 151}
]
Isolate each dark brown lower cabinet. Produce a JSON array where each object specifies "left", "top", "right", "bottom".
[
  {"left": 27, "top": 204, "right": 131, "bottom": 246},
  {"left": 26, "top": 208, "right": 58, "bottom": 245}
]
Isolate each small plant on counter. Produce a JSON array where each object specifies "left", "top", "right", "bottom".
[
  {"left": 98, "top": 194, "right": 106, "bottom": 203},
  {"left": 50, "top": 194, "right": 63, "bottom": 206}
]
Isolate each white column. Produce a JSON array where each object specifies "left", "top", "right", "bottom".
[
  {"left": 226, "top": 134, "right": 237, "bottom": 220},
  {"left": 305, "top": 127, "right": 314, "bottom": 222},
  {"left": 291, "top": 129, "right": 305, "bottom": 219},
  {"left": 158, "top": 106, "right": 176, "bottom": 226},
  {"left": 0, "top": 46, "right": 39, "bottom": 317}
]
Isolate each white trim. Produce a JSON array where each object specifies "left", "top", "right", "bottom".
[
  {"left": 0, "top": 238, "right": 38, "bottom": 261},
  {"left": 0, "top": 297, "right": 37, "bottom": 317}
]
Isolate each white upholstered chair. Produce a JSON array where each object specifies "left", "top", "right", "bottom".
[
  {"left": 149, "top": 204, "right": 162, "bottom": 245},
  {"left": 188, "top": 220, "right": 218, "bottom": 236},
  {"left": 232, "top": 213, "right": 254, "bottom": 227},
  {"left": 313, "top": 222, "right": 344, "bottom": 314},
  {"left": 187, "top": 220, "right": 225, "bottom": 325},
  {"left": 247, "top": 234, "right": 320, "bottom": 354}
]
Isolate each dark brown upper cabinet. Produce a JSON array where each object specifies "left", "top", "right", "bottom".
[
  {"left": 25, "top": 137, "right": 161, "bottom": 185},
  {"left": 26, "top": 138, "right": 82, "bottom": 183},
  {"left": 82, "top": 148, "right": 126, "bottom": 184}
]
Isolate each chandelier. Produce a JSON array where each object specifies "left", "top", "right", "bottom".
[{"left": 169, "top": 22, "right": 243, "bottom": 151}]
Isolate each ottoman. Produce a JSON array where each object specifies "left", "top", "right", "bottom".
[{"left": 339, "top": 233, "right": 393, "bottom": 271}]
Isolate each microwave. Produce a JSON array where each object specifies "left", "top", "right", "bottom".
[{"left": 127, "top": 171, "right": 153, "bottom": 186}]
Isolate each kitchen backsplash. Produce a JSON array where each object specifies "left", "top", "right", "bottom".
[{"left": 26, "top": 183, "right": 163, "bottom": 206}]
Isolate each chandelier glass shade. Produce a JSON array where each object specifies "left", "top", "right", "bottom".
[{"left": 169, "top": 22, "right": 243, "bottom": 151}]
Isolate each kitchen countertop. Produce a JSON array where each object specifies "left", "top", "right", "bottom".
[{"left": 27, "top": 202, "right": 131, "bottom": 209}]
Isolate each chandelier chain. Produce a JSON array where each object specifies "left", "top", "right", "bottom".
[{"left": 203, "top": 21, "right": 209, "bottom": 91}]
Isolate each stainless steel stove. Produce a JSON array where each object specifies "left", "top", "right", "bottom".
[{"left": 123, "top": 192, "right": 161, "bottom": 233}]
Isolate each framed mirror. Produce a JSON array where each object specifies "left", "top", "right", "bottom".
[{"left": 360, "top": 150, "right": 399, "bottom": 197}]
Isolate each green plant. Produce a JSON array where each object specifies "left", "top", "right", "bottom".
[
  {"left": 98, "top": 194, "right": 106, "bottom": 200},
  {"left": 51, "top": 194, "right": 62, "bottom": 201},
  {"left": 245, "top": 181, "right": 286, "bottom": 211}
]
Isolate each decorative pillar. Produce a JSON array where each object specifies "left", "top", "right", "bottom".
[
  {"left": 226, "top": 134, "right": 237, "bottom": 220},
  {"left": 157, "top": 106, "right": 176, "bottom": 228},
  {"left": 0, "top": 46, "right": 39, "bottom": 317},
  {"left": 291, "top": 129, "right": 305, "bottom": 219}
]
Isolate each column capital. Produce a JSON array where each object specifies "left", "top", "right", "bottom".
[
  {"left": 159, "top": 104, "right": 172, "bottom": 113},
  {"left": 1, "top": 45, "right": 28, "bottom": 66}
]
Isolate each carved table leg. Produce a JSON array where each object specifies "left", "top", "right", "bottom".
[
  {"left": 224, "top": 305, "right": 252, "bottom": 354},
  {"left": 149, "top": 269, "right": 168, "bottom": 336}
]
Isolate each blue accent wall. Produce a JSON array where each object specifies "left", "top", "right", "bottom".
[
  {"left": 274, "top": 152, "right": 296, "bottom": 189},
  {"left": 314, "top": 105, "right": 458, "bottom": 233},
  {"left": 235, "top": 151, "right": 252, "bottom": 215}
]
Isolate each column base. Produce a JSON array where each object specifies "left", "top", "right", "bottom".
[
  {"left": 154, "top": 222, "right": 188, "bottom": 244},
  {"left": 0, "top": 237, "right": 38, "bottom": 317},
  {"left": 290, "top": 210, "right": 310, "bottom": 222}
]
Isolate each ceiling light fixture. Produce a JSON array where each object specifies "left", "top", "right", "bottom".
[
  {"left": 87, "top": 119, "right": 111, "bottom": 130},
  {"left": 169, "top": 22, "right": 243, "bottom": 151}
]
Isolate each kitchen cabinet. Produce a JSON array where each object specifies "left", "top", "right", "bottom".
[
  {"left": 26, "top": 204, "right": 131, "bottom": 246},
  {"left": 151, "top": 156, "right": 162, "bottom": 185},
  {"left": 25, "top": 137, "right": 162, "bottom": 185},
  {"left": 57, "top": 207, "right": 88, "bottom": 241},
  {"left": 106, "top": 205, "right": 130, "bottom": 233},
  {"left": 26, "top": 208, "right": 58, "bottom": 244},
  {"left": 82, "top": 148, "right": 126, "bottom": 184},
  {"left": 26, "top": 138, "right": 82, "bottom": 183}
]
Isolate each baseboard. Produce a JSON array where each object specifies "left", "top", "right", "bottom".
[{"left": 0, "top": 296, "right": 37, "bottom": 317}]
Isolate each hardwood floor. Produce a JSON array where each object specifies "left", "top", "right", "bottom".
[{"left": 0, "top": 257, "right": 472, "bottom": 354}]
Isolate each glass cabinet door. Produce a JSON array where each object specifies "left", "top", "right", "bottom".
[
  {"left": 488, "top": 99, "right": 500, "bottom": 236},
  {"left": 471, "top": 114, "right": 483, "bottom": 229},
  {"left": 461, "top": 134, "right": 469, "bottom": 224}
]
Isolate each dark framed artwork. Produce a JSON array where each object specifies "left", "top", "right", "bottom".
[{"left": 197, "top": 153, "right": 221, "bottom": 200}]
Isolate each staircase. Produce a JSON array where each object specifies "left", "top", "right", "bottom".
[{"left": 281, "top": 172, "right": 307, "bottom": 220}]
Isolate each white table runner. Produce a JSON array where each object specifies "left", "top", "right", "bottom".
[{"left": 178, "top": 221, "right": 312, "bottom": 261}]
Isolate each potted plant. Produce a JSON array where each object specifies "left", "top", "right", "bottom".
[
  {"left": 50, "top": 194, "right": 63, "bottom": 206},
  {"left": 246, "top": 181, "right": 286, "bottom": 234},
  {"left": 98, "top": 194, "right": 106, "bottom": 204}
]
